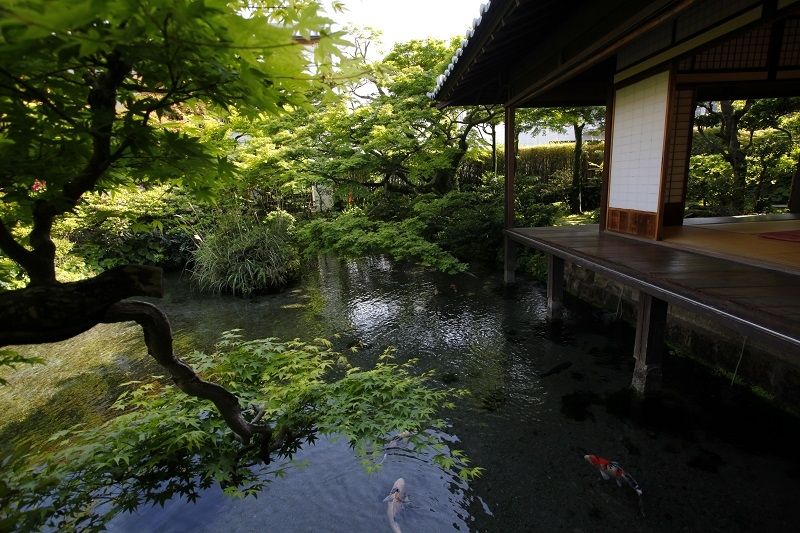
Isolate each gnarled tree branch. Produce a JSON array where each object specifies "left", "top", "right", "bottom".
[
  {"left": 0, "top": 265, "right": 164, "bottom": 345},
  {"left": 101, "top": 300, "right": 258, "bottom": 443}
]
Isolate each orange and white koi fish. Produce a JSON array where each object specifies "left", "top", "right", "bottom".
[
  {"left": 383, "top": 477, "right": 407, "bottom": 533},
  {"left": 584, "top": 454, "right": 643, "bottom": 496}
]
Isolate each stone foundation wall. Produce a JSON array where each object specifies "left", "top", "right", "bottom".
[{"left": 563, "top": 262, "right": 800, "bottom": 408}]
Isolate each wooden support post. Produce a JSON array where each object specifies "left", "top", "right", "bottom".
[
  {"left": 547, "top": 255, "right": 564, "bottom": 318},
  {"left": 504, "top": 236, "right": 517, "bottom": 285},
  {"left": 788, "top": 160, "right": 800, "bottom": 213},
  {"left": 504, "top": 106, "right": 516, "bottom": 229},
  {"left": 631, "top": 292, "right": 668, "bottom": 396}
]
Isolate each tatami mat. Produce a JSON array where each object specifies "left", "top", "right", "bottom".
[{"left": 662, "top": 220, "right": 800, "bottom": 274}]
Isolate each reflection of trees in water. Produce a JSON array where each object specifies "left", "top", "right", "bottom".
[{"left": 461, "top": 341, "right": 509, "bottom": 411}]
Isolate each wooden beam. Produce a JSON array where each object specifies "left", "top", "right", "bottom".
[
  {"left": 508, "top": 0, "right": 692, "bottom": 107},
  {"left": 631, "top": 292, "right": 668, "bottom": 396},
  {"left": 504, "top": 105, "right": 516, "bottom": 229},
  {"left": 547, "top": 255, "right": 565, "bottom": 318}
]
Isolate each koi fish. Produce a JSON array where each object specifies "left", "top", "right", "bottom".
[
  {"left": 383, "top": 477, "right": 407, "bottom": 533},
  {"left": 377, "top": 431, "right": 415, "bottom": 465},
  {"left": 584, "top": 454, "right": 643, "bottom": 496}
]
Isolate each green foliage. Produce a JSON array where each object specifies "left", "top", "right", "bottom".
[
  {"left": 412, "top": 192, "right": 504, "bottom": 264},
  {"left": 298, "top": 207, "right": 467, "bottom": 274},
  {"left": 0, "top": 255, "right": 25, "bottom": 290},
  {"left": 0, "top": 332, "right": 477, "bottom": 531},
  {"left": 299, "top": 186, "right": 566, "bottom": 273},
  {"left": 191, "top": 208, "right": 300, "bottom": 295},
  {"left": 56, "top": 185, "right": 197, "bottom": 272},
  {"left": 688, "top": 154, "right": 737, "bottom": 215},
  {"left": 234, "top": 37, "right": 499, "bottom": 196},
  {"left": 0, "top": 0, "right": 341, "bottom": 209},
  {"left": 690, "top": 99, "right": 800, "bottom": 214}
]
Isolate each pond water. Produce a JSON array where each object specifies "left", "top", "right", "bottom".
[{"left": 9, "top": 256, "right": 800, "bottom": 532}]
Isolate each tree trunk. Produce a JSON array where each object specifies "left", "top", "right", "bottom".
[
  {"left": 102, "top": 300, "right": 261, "bottom": 444},
  {"left": 429, "top": 134, "right": 469, "bottom": 194},
  {"left": 491, "top": 123, "right": 498, "bottom": 178},
  {"left": 720, "top": 100, "right": 748, "bottom": 213},
  {"left": 789, "top": 158, "right": 800, "bottom": 213},
  {"left": 0, "top": 265, "right": 164, "bottom": 345},
  {"left": 569, "top": 123, "right": 585, "bottom": 214},
  {"left": 0, "top": 264, "right": 267, "bottom": 445}
]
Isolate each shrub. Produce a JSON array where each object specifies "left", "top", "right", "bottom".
[
  {"left": 56, "top": 186, "right": 197, "bottom": 273},
  {"left": 191, "top": 209, "right": 300, "bottom": 295},
  {"left": 412, "top": 192, "right": 505, "bottom": 265},
  {"left": 297, "top": 208, "right": 466, "bottom": 274}
]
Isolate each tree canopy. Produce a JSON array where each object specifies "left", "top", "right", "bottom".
[{"left": 229, "top": 37, "right": 500, "bottom": 197}]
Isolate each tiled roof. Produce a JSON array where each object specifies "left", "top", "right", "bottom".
[{"left": 427, "top": 1, "right": 493, "bottom": 100}]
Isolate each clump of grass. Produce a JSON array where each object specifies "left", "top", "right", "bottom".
[{"left": 191, "top": 209, "right": 300, "bottom": 296}]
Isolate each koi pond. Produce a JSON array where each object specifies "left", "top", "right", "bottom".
[{"left": 2, "top": 256, "right": 798, "bottom": 531}]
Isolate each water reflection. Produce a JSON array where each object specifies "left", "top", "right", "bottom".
[{"left": 109, "top": 435, "right": 473, "bottom": 533}]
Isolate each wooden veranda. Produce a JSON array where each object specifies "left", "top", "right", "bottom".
[{"left": 505, "top": 224, "right": 800, "bottom": 392}]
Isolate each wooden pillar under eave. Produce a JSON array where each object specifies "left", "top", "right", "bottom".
[
  {"left": 631, "top": 292, "right": 668, "bottom": 396},
  {"left": 504, "top": 105, "right": 517, "bottom": 285}
]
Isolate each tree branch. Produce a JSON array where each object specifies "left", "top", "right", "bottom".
[
  {"left": 0, "top": 265, "right": 164, "bottom": 346},
  {"left": 101, "top": 300, "right": 258, "bottom": 443},
  {"left": 0, "top": 218, "right": 34, "bottom": 270}
]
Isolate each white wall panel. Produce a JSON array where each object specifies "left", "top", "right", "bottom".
[{"left": 608, "top": 71, "right": 670, "bottom": 213}]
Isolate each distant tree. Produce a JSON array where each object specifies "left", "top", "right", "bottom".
[
  {"left": 694, "top": 98, "right": 800, "bottom": 213},
  {"left": 516, "top": 107, "right": 605, "bottom": 213},
  {"left": 265, "top": 38, "right": 501, "bottom": 195}
]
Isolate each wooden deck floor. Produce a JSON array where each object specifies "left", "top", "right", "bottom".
[{"left": 506, "top": 225, "right": 800, "bottom": 356}]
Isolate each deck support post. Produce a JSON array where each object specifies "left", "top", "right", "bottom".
[
  {"left": 504, "top": 236, "right": 517, "bottom": 285},
  {"left": 503, "top": 105, "right": 517, "bottom": 286},
  {"left": 547, "top": 255, "right": 564, "bottom": 318},
  {"left": 631, "top": 292, "right": 668, "bottom": 396},
  {"left": 504, "top": 105, "right": 516, "bottom": 229}
]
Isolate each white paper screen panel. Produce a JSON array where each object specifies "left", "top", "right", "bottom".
[{"left": 608, "top": 71, "right": 670, "bottom": 213}]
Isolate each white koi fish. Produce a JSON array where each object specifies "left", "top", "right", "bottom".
[{"left": 383, "top": 477, "right": 407, "bottom": 533}]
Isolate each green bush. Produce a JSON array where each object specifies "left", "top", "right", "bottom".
[
  {"left": 56, "top": 186, "right": 197, "bottom": 273},
  {"left": 191, "top": 209, "right": 300, "bottom": 295},
  {"left": 298, "top": 208, "right": 466, "bottom": 274},
  {"left": 299, "top": 188, "right": 565, "bottom": 273},
  {"left": 412, "top": 192, "right": 505, "bottom": 265}
]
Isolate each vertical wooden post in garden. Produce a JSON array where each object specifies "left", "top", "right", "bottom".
[
  {"left": 504, "top": 105, "right": 517, "bottom": 284},
  {"left": 631, "top": 292, "right": 668, "bottom": 396},
  {"left": 547, "top": 255, "right": 564, "bottom": 318}
]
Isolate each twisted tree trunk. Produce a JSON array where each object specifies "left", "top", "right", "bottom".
[
  {"left": 102, "top": 300, "right": 257, "bottom": 443},
  {"left": 0, "top": 264, "right": 263, "bottom": 444}
]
